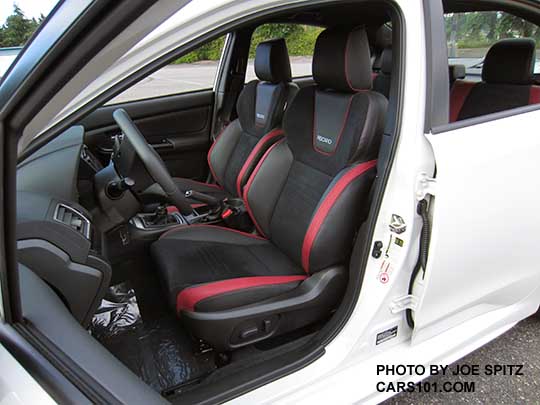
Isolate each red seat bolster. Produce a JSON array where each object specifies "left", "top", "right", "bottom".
[
  {"left": 449, "top": 80, "right": 475, "bottom": 122},
  {"left": 177, "top": 275, "right": 307, "bottom": 312}
]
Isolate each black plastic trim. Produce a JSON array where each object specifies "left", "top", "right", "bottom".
[
  {"left": 183, "top": 267, "right": 346, "bottom": 351},
  {"left": 423, "top": 0, "right": 449, "bottom": 130},
  {"left": 432, "top": 102, "right": 540, "bottom": 134},
  {"left": 15, "top": 324, "right": 121, "bottom": 405},
  {"left": 0, "top": 323, "right": 89, "bottom": 404}
]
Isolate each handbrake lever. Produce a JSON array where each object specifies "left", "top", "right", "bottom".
[{"left": 184, "top": 190, "right": 221, "bottom": 208}]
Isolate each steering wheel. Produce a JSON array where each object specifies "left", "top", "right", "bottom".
[{"left": 112, "top": 108, "right": 193, "bottom": 215}]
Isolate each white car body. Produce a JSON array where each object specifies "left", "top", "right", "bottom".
[{"left": 2, "top": 0, "right": 540, "bottom": 403}]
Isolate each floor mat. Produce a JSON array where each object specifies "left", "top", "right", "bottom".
[{"left": 90, "top": 282, "right": 216, "bottom": 393}]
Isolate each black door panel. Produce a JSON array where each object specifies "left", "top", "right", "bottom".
[{"left": 80, "top": 91, "right": 214, "bottom": 180}]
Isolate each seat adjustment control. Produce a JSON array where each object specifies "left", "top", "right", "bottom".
[{"left": 239, "top": 326, "right": 259, "bottom": 339}]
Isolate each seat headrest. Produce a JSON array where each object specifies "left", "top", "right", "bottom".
[
  {"left": 254, "top": 38, "right": 292, "bottom": 83},
  {"left": 375, "top": 24, "right": 392, "bottom": 49},
  {"left": 482, "top": 38, "right": 536, "bottom": 85},
  {"left": 449, "top": 64, "right": 465, "bottom": 82},
  {"left": 380, "top": 47, "right": 392, "bottom": 75},
  {"left": 313, "top": 27, "right": 372, "bottom": 92}
]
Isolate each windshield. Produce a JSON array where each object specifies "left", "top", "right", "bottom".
[{"left": 445, "top": 11, "right": 540, "bottom": 77}]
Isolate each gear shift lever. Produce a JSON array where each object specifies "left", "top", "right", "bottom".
[{"left": 149, "top": 204, "right": 169, "bottom": 225}]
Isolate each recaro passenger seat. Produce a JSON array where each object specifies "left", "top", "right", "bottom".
[{"left": 450, "top": 38, "right": 540, "bottom": 122}]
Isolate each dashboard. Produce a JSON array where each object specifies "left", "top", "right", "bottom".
[{"left": 16, "top": 126, "right": 111, "bottom": 327}]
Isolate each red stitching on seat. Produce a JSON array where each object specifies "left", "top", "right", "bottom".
[
  {"left": 207, "top": 127, "right": 226, "bottom": 185},
  {"left": 176, "top": 275, "right": 307, "bottom": 312},
  {"left": 159, "top": 223, "right": 267, "bottom": 240},
  {"left": 449, "top": 80, "right": 475, "bottom": 122},
  {"left": 345, "top": 29, "right": 370, "bottom": 92},
  {"left": 236, "top": 129, "right": 284, "bottom": 197},
  {"left": 242, "top": 139, "right": 286, "bottom": 237},
  {"left": 301, "top": 159, "right": 377, "bottom": 273}
]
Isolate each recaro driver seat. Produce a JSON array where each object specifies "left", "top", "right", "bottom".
[
  {"left": 173, "top": 38, "right": 298, "bottom": 200},
  {"left": 450, "top": 38, "right": 540, "bottom": 122},
  {"left": 152, "top": 27, "right": 387, "bottom": 350}
]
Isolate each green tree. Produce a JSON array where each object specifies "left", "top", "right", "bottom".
[{"left": 0, "top": 5, "right": 40, "bottom": 47}]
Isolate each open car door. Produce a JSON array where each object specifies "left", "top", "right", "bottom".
[{"left": 411, "top": 110, "right": 540, "bottom": 343}]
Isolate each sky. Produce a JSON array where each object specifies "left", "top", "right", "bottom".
[{"left": 0, "top": 0, "right": 58, "bottom": 25}]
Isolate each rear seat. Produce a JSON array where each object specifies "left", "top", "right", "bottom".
[{"left": 450, "top": 38, "right": 540, "bottom": 122}]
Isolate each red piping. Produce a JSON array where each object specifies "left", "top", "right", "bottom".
[
  {"left": 207, "top": 127, "right": 226, "bottom": 185},
  {"left": 344, "top": 30, "right": 369, "bottom": 92},
  {"left": 236, "top": 129, "right": 284, "bottom": 197},
  {"left": 529, "top": 86, "right": 540, "bottom": 104},
  {"left": 449, "top": 80, "right": 475, "bottom": 122},
  {"left": 159, "top": 223, "right": 267, "bottom": 240},
  {"left": 301, "top": 160, "right": 377, "bottom": 273},
  {"left": 177, "top": 275, "right": 307, "bottom": 312},
  {"left": 242, "top": 139, "right": 286, "bottom": 237},
  {"left": 312, "top": 93, "right": 353, "bottom": 156}
]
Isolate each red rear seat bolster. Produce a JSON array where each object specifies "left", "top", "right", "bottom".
[
  {"left": 176, "top": 275, "right": 307, "bottom": 312},
  {"left": 449, "top": 80, "right": 475, "bottom": 122},
  {"left": 529, "top": 86, "right": 540, "bottom": 104}
]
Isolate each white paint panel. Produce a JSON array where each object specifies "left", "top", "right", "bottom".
[
  {"left": 414, "top": 109, "right": 540, "bottom": 343},
  {"left": 0, "top": 343, "right": 55, "bottom": 404}
]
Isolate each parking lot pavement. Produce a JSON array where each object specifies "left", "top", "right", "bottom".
[
  {"left": 383, "top": 315, "right": 540, "bottom": 404},
  {"left": 108, "top": 57, "right": 312, "bottom": 104}
]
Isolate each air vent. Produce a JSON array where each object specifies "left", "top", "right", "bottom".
[{"left": 54, "top": 204, "right": 91, "bottom": 239}]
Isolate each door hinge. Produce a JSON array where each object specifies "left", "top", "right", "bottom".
[
  {"left": 390, "top": 294, "right": 419, "bottom": 314},
  {"left": 415, "top": 172, "right": 437, "bottom": 200}
]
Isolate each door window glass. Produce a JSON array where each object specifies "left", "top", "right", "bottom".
[
  {"left": 445, "top": 12, "right": 540, "bottom": 78},
  {"left": 108, "top": 36, "right": 226, "bottom": 104},
  {"left": 245, "top": 23, "right": 323, "bottom": 82}
]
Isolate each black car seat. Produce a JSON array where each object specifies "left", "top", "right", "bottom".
[
  {"left": 373, "top": 47, "right": 392, "bottom": 99},
  {"left": 151, "top": 27, "right": 387, "bottom": 350},
  {"left": 450, "top": 38, "right": 540, "bottom": 122},
  {"left": 173, "top": 38, "right": 298, "bottom": 200}
]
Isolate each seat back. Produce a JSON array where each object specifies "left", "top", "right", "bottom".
[
  {"left": 243, "top": 27, "right": 387, "bottom": 274},
  {"left": 208, "top": 38, "right": 298, "bottom": 196},
  {"left": 373, "top": 47, "right": 392, "bottom": 98},
  {"left": 450, "top": 38, "right": 540, "bottom": 122}
]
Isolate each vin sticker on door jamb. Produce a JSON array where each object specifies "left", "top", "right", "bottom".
[{"left": 376, "top": 326, "right": 398, "bottom": 345}]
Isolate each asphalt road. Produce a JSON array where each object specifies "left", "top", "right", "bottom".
[
  {"left": 383, "top": 315, "right": 540, "bottom": 404},
  {"left": 108, "top": 57, "right": 312, "bottom": 104}
]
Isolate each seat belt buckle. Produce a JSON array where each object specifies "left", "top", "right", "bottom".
[{"left": 221, "top": 208, "right": 234, "bottom": 219}]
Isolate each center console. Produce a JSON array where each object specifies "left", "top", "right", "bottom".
[{"left": 129, "top": 197, "right": 252, "bottom": 238}]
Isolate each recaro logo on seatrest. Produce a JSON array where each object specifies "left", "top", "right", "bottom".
[{"left": 317, "top": 134, "right": 333, "bottom": 145}]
